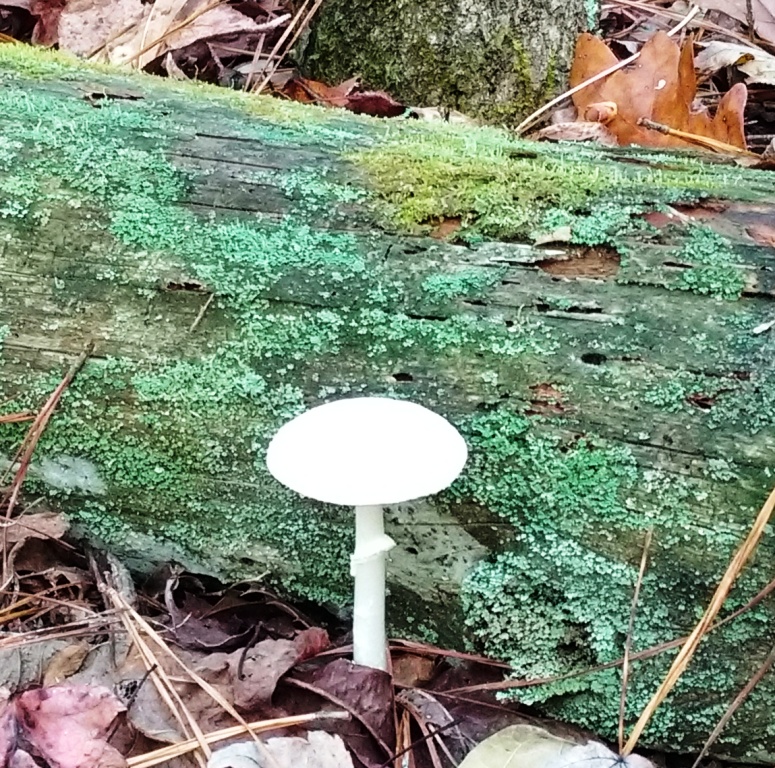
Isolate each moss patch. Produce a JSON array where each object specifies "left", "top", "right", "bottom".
[
  {"left": 304, "top": 0, "right": 586, "bottom": 125},
  {"left": 353, "top": 124, "right": 773, "bottom": 245}
]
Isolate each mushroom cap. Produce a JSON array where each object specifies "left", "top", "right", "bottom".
[{"left": 266, "top": 397, "right": 468, "bottom": 506}]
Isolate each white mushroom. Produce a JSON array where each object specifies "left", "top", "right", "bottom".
[{"left": 266, "top": 397, "right": 468, "bottom": 671}]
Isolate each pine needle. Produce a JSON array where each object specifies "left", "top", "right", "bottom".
[
  {"left": 108, "top": 589, "right": 210, "bottom": 767},
  {"left": 106, "top": 587, "right": 284, "bottom": 768},
  {"left": 638, "top": 118, "right": 760, "bottom": 157},
  {"left": 622, "top": 484, "right": 775, "bottom": 755},
  {"left": 691, "top": 642, "right": 775, "bottom": 767},
  {"left": 127, "top": 711, "right": 350, "bottom": 768},
  {"left": 1, "top": 343, "right": 93, "bottom": 587}
]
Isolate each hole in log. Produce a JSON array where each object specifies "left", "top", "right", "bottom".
[
  {"left": 536, "top": 302, "right": 604, "bottom": 315},
  {"left": 392, "top": 372, "right": 414, "bottom": 382},
  {"left": 581, "top": 352, "right": 607, "bottom": 365},
  {"left": 164, "top": 280, "right": 207, "bottom": 292},
  {"left": 405, "top": 546, "right": 419, "bottom": 555},
  {"left": 429, "top": 217, "right": 462, "bottom": 240},
  {"left": 462, "top": 299, "right": 487, "bottom": 307},
  {"left": 537, "top": 246, "right": 620, "bottom": 278},
  {"left": 663, "top": 260, "right": 693, "bottom": 269},
  {"left": 84, "top": 90, "right": 144, "bottom": 106},
  {"left": 687, "top": 392, "right": 715, "bottom": 410}
]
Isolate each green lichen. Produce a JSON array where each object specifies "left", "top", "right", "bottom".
[
  {"left": 585, "top": 0, "right": 600, "bottom": 30},
  {"left": 455, "top": 409, "right": 775, "bottom": 750},
  {"left": 461, "top": 533, "right": 775, "bottom": 748},
  {"left": 0, "top": 65, "right": 549, "bottom": 604},
  {"left": 674, "top": 225, "right": 746, "bottom": 300},
  {"left": 451, "top": 410, "right": 641, "bottom": 537},
  {"left": 537, "top": 202, "right": 653, "bottom": 248},
  {"left": 421, "top": 267, "right": 506, "bottom": 302}
]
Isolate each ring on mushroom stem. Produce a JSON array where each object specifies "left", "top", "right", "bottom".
[{"left": 266, "top": 396, "right": 468, "bottom": 672}]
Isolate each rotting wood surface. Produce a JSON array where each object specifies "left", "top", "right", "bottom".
[{"left": 2, "top": 46, "right": 775, "bottom": 760}]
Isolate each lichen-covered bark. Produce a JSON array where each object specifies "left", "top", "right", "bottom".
[
  {"left": 2, "top": 46, "right": 775, "bottom": 761},
  {"left": 302, "top": 0, "right": 591, "bottom": 124}
]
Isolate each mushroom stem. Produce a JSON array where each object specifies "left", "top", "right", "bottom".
[{"left": 351, "top": 505, "right": 396, "bottom": 671}]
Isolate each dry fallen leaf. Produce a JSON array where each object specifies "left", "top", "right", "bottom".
[
  {"left": 693, "top": 0, "right": 775, "bottom": 47},
  {"left": 3, "top": 511, "right": 68, "bottom": 546},
  {"left": 570, "top": 32, "right": 748, "bottom": 150},
  {"left": 207, "top": 731, "right": 355, "bottom": 768},
  {"left": 0, "top": 689, "right": 16, "bottom": 766},
  {"left": 280, "top": 76, "right": 407, "bottom": 118},
  {"left": 42, "top": 644, "right": 90, "bottom": 686},
  {"left": 458, "top": 724, "right": 655, "bottom": 768},
  {"left": 695, "top": 40, "right": 775, "bottom": 85},
  {"left": 14, "top": 685, "right": 126, "bottom": 768},
  {"left": 56, "top": 0, "right": 265, "bottom": 68}
]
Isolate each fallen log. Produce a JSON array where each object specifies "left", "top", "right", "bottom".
[{"left": 2, "top": 44, "right": 775, "bottom": 760}]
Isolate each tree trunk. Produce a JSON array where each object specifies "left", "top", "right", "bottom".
[
  {"left": 2, "top": 45, "right": 775, "bottom": 761},
  {"left": 300, "top": 0, "right": 592, "bottom": 124}
]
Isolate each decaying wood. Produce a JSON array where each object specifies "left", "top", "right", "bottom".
[{"left": 2, "top": 47, "right": 775, "bottom": 760}]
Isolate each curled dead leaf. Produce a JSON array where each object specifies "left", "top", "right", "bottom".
[{"left": 583, "top": 101, "right": 617, "bottom": 124}]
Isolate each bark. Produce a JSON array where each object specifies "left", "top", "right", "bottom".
[
  {"left": 1, "top": 46, "right": 775, "bottom": 760},
  {"left": 300, "top": 0, "right": 592, "bottom": 124}
]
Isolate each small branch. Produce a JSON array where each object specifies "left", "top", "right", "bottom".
[
  {"left": 619, "top": 528, "right": 653, "bottom": 752},
  {"left": 637, "top": 118, "right": 758, "bottom": 157},
  {"left": 622, "top": 484, "right": 775, "bottom": 755},
  {"left": 1, "top": 342, "right": 94, "bottom": 587},
  {"left": 189, "top": 293, "right": 215, "bottom": 332},
  {"left": 691, "top": 643, "right": 775, "bottom": 768}
]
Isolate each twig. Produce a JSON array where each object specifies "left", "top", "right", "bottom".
[
  {"left": 244, "top": 33, "right": 266, "bottom": 92},
  {"left": 515, "top": 4, "right": 701, "bottom": 135},
  {"left": 127, "top": 711, "right": 350, "bottom": 768},
  {"left": 619, "top": 528, "right": 652, "bottom": 752},
  {"left": 0, "top": 412, "right": 34, "bottom": 424},
  {"left": 1, "top": 342, "right": 94, "bottom": 587},
  {"left": 189, "top": 293, "right": 215, "bottom": 332},
  {"left": 638, "top": 118, "right": 758, "bottom": 157},
  {"left": 746, "top": 0, "right": 756, "bottom": 43},
  {"left": 691, "top": 643, "right": 775, "bottom": 768},
  {"left": 622, "top": 484, "right": 775, "bottom": 755},
  {"left": 253, "top": 0, "right": 326, "bottom": 95}
]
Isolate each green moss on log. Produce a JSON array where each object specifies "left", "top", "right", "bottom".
[{"left": 303, "top": 0, "right": 586, "bottom": 125}]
